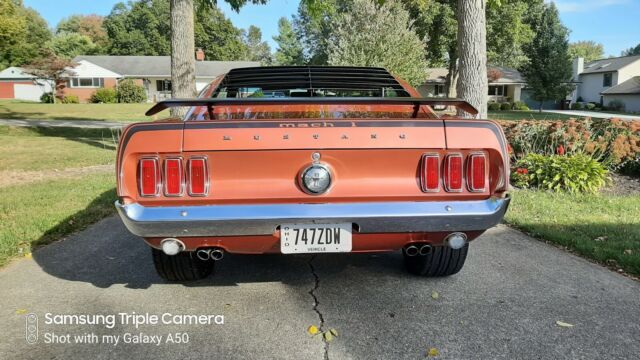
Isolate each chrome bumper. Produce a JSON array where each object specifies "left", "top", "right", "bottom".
[{"left": 115, "top": 195, "right": 510, "bottom": 238}]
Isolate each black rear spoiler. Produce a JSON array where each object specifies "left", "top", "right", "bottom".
[{"left": 145, "top": 97, "right": 478, "bottom": 117}]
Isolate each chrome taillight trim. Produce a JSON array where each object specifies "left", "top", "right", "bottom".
[
  {"left": 467, "top": 153, "right": 487, "bottom": 193},
  {"left": 420, "top": 153, "right": 440, "bottom": 193},
  {"left": 138, "top": 157, "right": 161, "bottom": 197},
  {"left": 163, "top": 157, "right": 185, "bottom": 197},
  {"left": 444, "top": 153, "right": 464, "bottom": 193},
  {"left": 187, "top": 156, "right": 210, "bottom": 197}
]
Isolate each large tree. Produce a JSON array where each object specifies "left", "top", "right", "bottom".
[
  {"left": 520, "top": 2, "right": 573, "bottom": 112},
  {"left": 326, "top": 0, "right": 428, "bottom": 87},
  {"left": 243, "top": 25, "right": 272, "bottom": 64},
  {"left": 273, "top": 17, "right": 306, "bottom": 65},
  {"left": 456, "top": 0, "right": 488, "bottom": 118},
  {"left": 0, "top": 0, "right": 51, "bottom": 68},
  {"left": 47, "top": 32, "right": 97, "bottom": 59},
  {"left": 568, "top": 41, "right": 604, "bottom": 62},
  {"left": 56, "top": 14, "right": 109, "bottom": 53},
  {"left": 622, "top": 43, "right": 640, "bottom": 56}
]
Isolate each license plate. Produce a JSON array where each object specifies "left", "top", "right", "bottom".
[{"left": 280, "top": 223, "right": 352, "bottom": 254}]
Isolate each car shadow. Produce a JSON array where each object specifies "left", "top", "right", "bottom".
[
  {"left": 31, "top": 215, "right": 406, "bottom": 290},
  {"left": 24, "top": 126, "right": 120, "bottom": 151}
]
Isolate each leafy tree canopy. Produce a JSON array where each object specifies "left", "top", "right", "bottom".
[
  {"left": 520, "top": 2, "right": 574, "bottom": 110},
  {"left": 56, "top": 14, "right": 109, "bottom": 52},
  {"left": 0, "top": 0, "right": 51, "bottom": 68},
  {"left": 621, "top": 43, "right": 640, "bottom": 56},
  {"left": 273, "top": 17, "right": 305, "bottom": 65},
  {"left": 568, "top": 41, "right": 605, "bottom": 62},
  {"left": 104, "top": 0, "right": 250, "bottom": 60},
  {"left": 243, "top": 25, "right": 272, "bottom": 64},
  {"left": 47, "top": 32, "right": 98, "bottom": 59},
  {"left": 327, "top": 0, "right": 428, "bottom": 86}
]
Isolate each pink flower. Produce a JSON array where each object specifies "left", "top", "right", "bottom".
[{"left": 556, "top": 144, "right": 565, "bottom": 155}]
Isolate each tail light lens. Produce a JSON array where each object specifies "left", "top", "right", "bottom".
[
  {"left": 164, "top": 158, "right": 184, "bottom": 196},
  {"left": 188, "top": 157, "right": 209, "bottom": 196},
  {"left": 467, "top": 153, "right": 487, "bottom": 192},
  {"left": 139, "top": 158, "right": 160, "bottom": 197},
  {"left": 420, "top": 154, "right": 440, "bottom": 192},
  {"left": 444, "top": 154, "right": 463, "bottom": 192}
]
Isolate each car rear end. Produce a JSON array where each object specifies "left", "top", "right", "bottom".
[{"left": 115, "top": 66, "right": 510, "bottom": 281}]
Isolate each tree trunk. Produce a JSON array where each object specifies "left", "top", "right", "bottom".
[
  {"left": 445, "top": 51, "right": 458, "bottom": 98},
  {"left": 456, "top": 0, "right": 488, "bottom": 118},
  {"left": 170, "top": 0, "right": 197, "bottom": 117}
]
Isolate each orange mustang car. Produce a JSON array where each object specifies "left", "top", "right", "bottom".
[{"left": 115, "top": 66, "right": 510, "bottom": 281}]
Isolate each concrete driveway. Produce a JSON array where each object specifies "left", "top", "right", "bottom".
[
  {"left": 0, "top": 217, "right": 639, "bottom": 359},
  {"left": 543, "top": 110, "right": 640, "bottom": 121}
]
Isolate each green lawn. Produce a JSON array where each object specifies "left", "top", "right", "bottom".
[
  {"left": 0, "top": 100, "right": 168, "bottom": 122},
  {"left": 0, "top": 126, "right": 117, "bottom": 171},
  {"left": 0, "top": 126, "right": 118, "bottom": 266},
  {"left": 505, "top": 190, "right": 640, "bottom": 276},
  {"left": 488, "top": 110, "right": 588, "bottom": 121}
]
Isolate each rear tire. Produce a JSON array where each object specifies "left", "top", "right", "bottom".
[
  {"left": 403, "top": 244, "right": 469, "bottom": 277},
  {"left": 151, "top": 248, "right": 214, "bottom": 281}
]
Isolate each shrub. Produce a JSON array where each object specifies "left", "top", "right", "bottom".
[
  {"left": 499, "top": 119, "right": 640, "bottom": 170},
  {"left": 90, "top": 88, "right": 117, "bottom": 103},
  {"left": 40, "top": 92, "right": 54, "bottom": 103},
  {"left": 571, "top": 102, "right": 584, "bottom": 110},
  {"left": 500, "top": 102, "right": 512, "bottom": 111},
  {"left": 61, "top": 95, "right": 79, "bottom": 104},
  {"left": 585, "top": 103, "right": 597, "bottom": 110},
  {"left": 488, "top": 102, "right": 501, "bottom": 111},
  {"left": 513, "top": 101, "right": 529, "bottom": 111},
  {"left": 117, "top": 79, "right": 146, "bottom": 103},
  {"left": 607, "top": 100, "right": 625, "bottom": 112},
  {"left": 511, "top": 153, "right": 609, "bottom": 193}
]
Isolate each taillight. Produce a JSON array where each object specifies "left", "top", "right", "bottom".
[
  {"left": 444, "top": 154, "right": 463, "bottom": 192},
  {"left": 420, "top": 154, "right": 440, "bottom": 192},
  {"left": 467, "top": 153, "right": 486, "bottom": 192},
  {"left": 139, "top": 158, "right": 160, "bottom": 197},
  {"left": 164, "top": 158, "right": 184, "bottom": 196},
  {"left": 188, "top": 157, "right": 209, "bottom": 196}
]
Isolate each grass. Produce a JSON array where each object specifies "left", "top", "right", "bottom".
[
  {"left": 505, "top": 190, "right": 640, "bottom": 276},
  {"left": 0, "top": 100, "right": 168, "bottom": 122},
  {"left": 0, "top": 125, "right": 118, "bottom": 266},
  {"left": 488, "top": 110, "right": 589, "bottom": 121},
  {"left": 0, "top": 126, "right": 117, "bottom": 171},
  {"left": 0, "top": 174, "right": 116, "bottom": 266}
]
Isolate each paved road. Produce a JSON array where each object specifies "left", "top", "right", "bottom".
[
  {"left": 0, "top": 119, "right": 126, "bottom": 129},
  {"left": 542, "top": 110, "right": 640, "bottom": 121},
  {"left": 1, "top": 218, "right": 639, "bottom": 360}
]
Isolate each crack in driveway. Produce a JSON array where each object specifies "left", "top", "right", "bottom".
[{"left": 308, "top": 255, "right": 329, "bottom": 360}]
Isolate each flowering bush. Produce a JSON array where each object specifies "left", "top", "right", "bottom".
[
  {"left": 511, "top": 153, "right": 609, "bottom": 193},
  {"left": 499, "top": 118, "right": 640, "bottom": 170}
]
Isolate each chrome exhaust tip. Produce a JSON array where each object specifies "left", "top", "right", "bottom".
[
  {"left": 161, "top": 238, "right": 184, "bottom": 256},
  {"left": 210, "top": 248, "right": 224, "bottom": 261},
  {"left": 419, "top": 244, "right": 432, "bottom": 256},
  {"left": 196, "top": 249, "right": 211, "bottom": 261},
  {"left": 404, "top": 245, "right": 419, "bottom": 257},
  {"left": 446, "top": 232, "right": 468, "bottom": 250}
]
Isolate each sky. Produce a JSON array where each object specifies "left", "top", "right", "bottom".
[{"left": 23, "top": 0, "right": 640, "bottom": 57}]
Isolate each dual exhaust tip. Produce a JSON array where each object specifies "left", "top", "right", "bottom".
[
  {"left": 404, "top": 232, "right": 468, "bottom": 256},
  {"left": 160, "top": 238, "right": 224, "bottom": 261}
]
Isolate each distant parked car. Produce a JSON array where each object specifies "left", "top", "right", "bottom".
[{"left": 115, "top": 66, "right": 511, "bottom": 281}]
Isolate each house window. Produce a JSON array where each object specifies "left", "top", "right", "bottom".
[
  {"left": 156, "top": 80, "right": 172, "bottom": 92},
  {"left": 488, "top": 85, "right": 506, "bottom": 96},
  {"left": 603, "top": 73, "right": 613, "bottom": 87},
  {"left": 433, "top": 84, "right": 445, "bottom": 96},
  {"left": 70, "top": 77, "right": 104, "bottom": 88}
]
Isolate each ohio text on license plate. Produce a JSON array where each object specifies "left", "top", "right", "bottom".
[{"left": 280, "top": 223, "right": 352, "bottom": 254}]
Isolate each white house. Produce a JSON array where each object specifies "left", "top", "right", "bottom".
[
  {"left": 60, "top": 50, "right": 259, "bottom": 102},
  {"left": 419, "top": 65, "right": 527, "bottom": 103},
  {"left": 0, "top": 66, "right": 52, "bottom": 101},
  {"left": 571, "top": 55, "right": 640, "bottom": 112}
]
